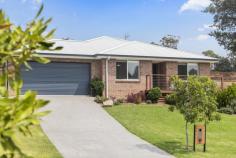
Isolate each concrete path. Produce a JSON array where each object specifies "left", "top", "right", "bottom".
[{"left": 41, "top": 96, "right": 174, "bottom": 158}]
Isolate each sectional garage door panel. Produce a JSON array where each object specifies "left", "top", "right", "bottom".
[{"left": 22, "top": 62, "right": 90, "bottom": 95}]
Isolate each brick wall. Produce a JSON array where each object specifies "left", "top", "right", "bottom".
[
  {"left": 165, "top": 62, "right": 211, "bottom": 76},
  {"left": 104, "top": 61, "right": 212, "bottom": 99},
  {"left": 19, "top": 57, "right": 212, "bottom": 98},
  {"left": 91, "top": 60, "right": 102, "bottom": 79},
  {"left": 106, "top": 60, "right": 152, "bottom": 99},
  {"left": 166, "top": 62, "right": 178, "bottom": 76},
  {"left": 211, "top": 71, "right": 236, "bottom": 79},
  {"left": 199, "top": 63, "right": 211, "bottom": 76}
]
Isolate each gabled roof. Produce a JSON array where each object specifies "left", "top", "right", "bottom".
[{"left": 41, "top": 36, "right": 217, "bottom": 62}]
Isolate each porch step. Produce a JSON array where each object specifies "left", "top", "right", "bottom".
[{"left": 158, "top": 97, "right": 166, "bottom": 103}]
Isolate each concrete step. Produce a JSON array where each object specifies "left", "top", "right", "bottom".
[{"left": 158, "top": 97, "right": 166, "bottom": 103}]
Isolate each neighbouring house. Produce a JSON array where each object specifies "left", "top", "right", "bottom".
[{"left": 20, "top": 36, "right": 218, "bottom": 99}]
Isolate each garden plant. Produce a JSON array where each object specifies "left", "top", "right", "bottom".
[
  {"left": 169, "top": 76, "right": 221, "bottom": 151},
  {"left": 0, "top": 5, "right": 62, "bottom": 157}
]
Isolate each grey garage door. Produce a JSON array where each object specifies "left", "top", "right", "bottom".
[{"left": 22, "top": 62, "right": 90, "bottom": 95}]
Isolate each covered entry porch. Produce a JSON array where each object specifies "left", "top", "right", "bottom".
[{"left": 146, "top": 62, "right": 224, "bottom": 94}]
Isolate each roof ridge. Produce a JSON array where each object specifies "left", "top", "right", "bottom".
[
  {"left": 96, "top": 41, "right": 131, "bottom": 54},
  {"left": 80, "top": 36, "right": 127, "bottom": 43},
  {"left": 51, "top": 38, "right": 82, "bottom": 43},
  {"left": 132, "top": 40, "right": 212, "bottom": 58},
  {"left": 80, "top": 36, "right": 108, "bottom": 43}
]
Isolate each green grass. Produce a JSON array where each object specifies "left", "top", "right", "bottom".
[
  {"left": 14, "top": 126, "right": 62, "bottom": 158},
  {"left": 105, "top": 104, "right": 236, "bottom": 158}
]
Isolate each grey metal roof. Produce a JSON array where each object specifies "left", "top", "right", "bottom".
[{"left": 41, "top": 36, "right": 217, "bottom": 62}]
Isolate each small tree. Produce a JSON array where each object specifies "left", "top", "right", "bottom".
[
  {"left": 169, "top": 76, "right": 220, "bottom": 151},
  {"left": 0, "top": 5, "right": 62, "bottom": 157}
]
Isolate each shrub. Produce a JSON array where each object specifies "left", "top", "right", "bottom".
[
  {"left": 114, "top": 98, "right": 124, "bottom": 105},
  {"left": 94, "top": 95, "right": 107, "bottom": 104},
  {"left": 146, "top": 87, "right": 161, "bottom": 103},
  {"left": 218, "top": 107, "right": 234, "bottom": 115},
  {"left": 217, "top": 89, "right": 228, "bottom": 109},
  {"left": 127, "top": 94, "right": 135, "bottom": 103},
  {"left": 217, "top": 84, "right": 236, "bottom": 113},
  {"left": 114, "top": 102, "right": 120, "bottom": 106},
  {"left": 0, "top": 6, "right": 62, "bottom": 157},
  {"left": 127, "top": 92, "right": 145, "bottom": 104},
  {"left": 90, "top": 78, "right": 104, "bottom": 96},
  {"left": 165, "top": 94, "right": 176, "bottom": 105}
]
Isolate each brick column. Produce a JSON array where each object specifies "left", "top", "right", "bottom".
[
  {"left": 199, "top": 63, "right": 211, "bottom": 76},
  {"left": 166, "top": 62, "right": 178, "bottom": 76}
]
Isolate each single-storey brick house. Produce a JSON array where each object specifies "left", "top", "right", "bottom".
[{"left": 21, "top": 36, "right": 217, "bottom": 99}]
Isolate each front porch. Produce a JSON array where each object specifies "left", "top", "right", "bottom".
[{"left": 146, "top": 62, "right": 224, "bottom": 94}]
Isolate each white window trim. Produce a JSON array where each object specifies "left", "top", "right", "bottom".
[{"left": 116, "top": 60, "right": 140, "bottom": 81}]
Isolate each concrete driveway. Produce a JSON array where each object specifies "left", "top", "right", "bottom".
[{"left": 41, "top": 96, "right": 173, "bottom": 158}]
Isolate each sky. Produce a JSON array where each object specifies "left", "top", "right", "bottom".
[{"left": 0, "top": 0, "right": 228, "bottom": 56}]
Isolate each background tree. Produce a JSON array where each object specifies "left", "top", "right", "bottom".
[
  {"left": 205, "top": 0, "right": 236, "bottom": 68},
  {"left": 215, "top": 57, "right": 233, "bottom": 72},
  {"left": 169, "top": 76, "right": 220, "bottom": 151},
  {"left": 150, "top": 41, "right": 160, "bottom": 46},
  {"left": 0, "top": 5, "right": 62, "bottom": 157},
  {"left": 202, "top": 50, "right": 233, "bottom": 72},
  {"left": 160, "top": 35, "right": 180, "bottom": 49},
  {"left": 202, "top": 50, "right": 220, "bottom": 58}
]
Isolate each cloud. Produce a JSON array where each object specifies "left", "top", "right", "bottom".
[
  {"left": 179, "top": 0, "right": 211, "bottom": 13},
  {"left": 0, "top": 0, "right": 42, "bottom": 4},
  {"left": 21, "top": 0, "right": 42, "bottom": 10},
  {"left": 197, "top": 24, "right": 217, "bottom": 32},
  {"left": 21, "top": 0, "right": 42, "bottom": 4},
  {"left": 196, "top": 34, "right": 209, "bottom": 41}
]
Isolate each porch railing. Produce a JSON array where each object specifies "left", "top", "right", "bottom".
[{"left": 146, "top": 74, "right": 228, "bottom": 92}]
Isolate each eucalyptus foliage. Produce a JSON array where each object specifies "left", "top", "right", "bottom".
[
  {"left": 170, "top": 76, "right": 220, "bottom": 150},
  {"left": 205, "top": 0, "right": 236, "bottom": 71},
  {"left": 0, "top": 5, "right": 62, "bottom": 157}
]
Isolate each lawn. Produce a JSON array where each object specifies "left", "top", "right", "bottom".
[
  {"left": 105, "top": 104, "right": 236, "bottom": 158},
  {"left": 13, "top": 126, "right": 62, "bottom": 158}
]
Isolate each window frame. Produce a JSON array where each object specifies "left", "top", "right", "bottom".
[
  {"left": 116, "top": 60, "right": 140, "bottom": 81},
  {"left": 177, "top": 63, "right": 199, "bottom": 76},
  {"left": 187, "top": 63, "right": 199, "bottom": 76}
]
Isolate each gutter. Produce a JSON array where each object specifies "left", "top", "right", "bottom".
[
  {"left": 105, "top": 56, "right": 110, "bottom": 98},
  {"left": 38, "top": 52, "right": 218, "bottom": 63},
  {"left": 96, "top": 54, "right": 218, "bottom": 63}
]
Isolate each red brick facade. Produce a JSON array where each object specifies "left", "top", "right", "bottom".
[
  {"left": 199, "top": 63, "right": 211, "bottom": 76},
  {"left": 46, "top": 57, "right": 212, "bottom": 99},
  {"left": 166, "top": 62, "right": 178, "bottom": 76},
  {"left": 106, "top": 60, "right": 152, "bottom": 99}
]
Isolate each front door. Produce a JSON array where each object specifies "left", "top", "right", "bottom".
[{"left": 152, "top": 62, "right": 167, "bottom": 89}]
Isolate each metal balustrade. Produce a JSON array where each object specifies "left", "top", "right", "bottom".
[{"left": 146, "top": 74, "right": 230, "bottom": 93}]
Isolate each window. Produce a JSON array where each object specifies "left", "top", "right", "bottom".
[
  {"left": 116, "top": 62, "right": 127, "bottom": 79},
  {"left": 188, "top": 63, "right": 199, "bottom": 75},
  {"left": 116, "top": 61, "right": 139, "bottom": 80},
  {"left": 178, "top": 64, "right": 187, "bottom": 76},
  {"left": 178, "top": 63, "right": 199, "bottom": 77}
]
